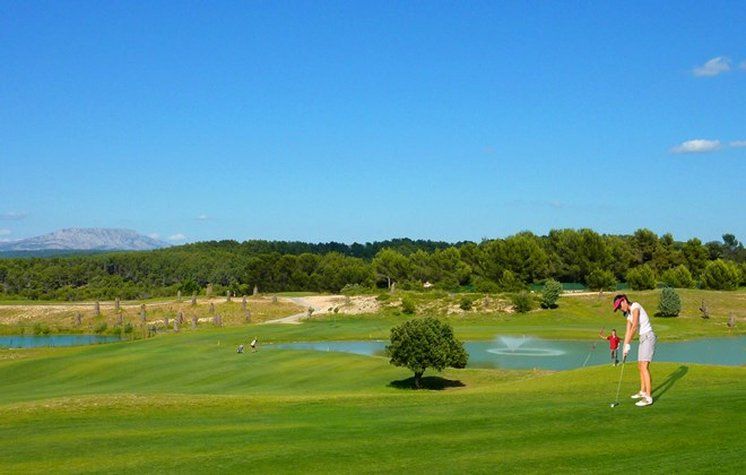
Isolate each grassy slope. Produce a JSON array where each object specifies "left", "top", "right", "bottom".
[
  {"left": 1, "top": 289, "right": 743, "bottom": 340},
  {"left": 0, "top": 297, "right": 303, "bottom": 335},
  {"left": 0, "top": 330, "right": 744, "bottom": 473}
]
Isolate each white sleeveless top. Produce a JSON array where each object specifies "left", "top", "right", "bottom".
[{"left": 627, "top": 302, "right": 653, "bottom": 335}]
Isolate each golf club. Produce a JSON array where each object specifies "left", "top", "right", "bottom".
[{"left": 610, "top": 355, "right": 627, "bottom": 408}]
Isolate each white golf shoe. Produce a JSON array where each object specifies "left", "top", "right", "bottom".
[
  {"left": 635, "top": 396, "right": 653, "bottom": 407},
  {"left": 630, "top": 391, "right": 645, "bottom": 399}
]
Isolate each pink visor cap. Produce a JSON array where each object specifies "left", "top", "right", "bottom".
[{"left": 613, "top": 296, "right": 625, "bottom": 312}]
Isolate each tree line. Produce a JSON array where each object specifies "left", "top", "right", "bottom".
[{"left": 0, "top": 230, "right": 743, "bottom": 300}]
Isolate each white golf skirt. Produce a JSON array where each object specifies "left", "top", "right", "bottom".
[{"left": 638, "top": 332, "right": 656, "bottom": 362}]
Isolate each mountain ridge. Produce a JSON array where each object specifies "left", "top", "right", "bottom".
[{"left": 0, "top": 228, "right": 169, "bottom": 252}]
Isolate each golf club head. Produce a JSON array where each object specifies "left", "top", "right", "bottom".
[{"left": 610, "top": 402, "right": 619, "bottom": 408}]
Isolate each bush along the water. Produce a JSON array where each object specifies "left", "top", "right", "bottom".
[
  {"left": 626, "top": 264, "right": 657, "bottom": 290},
  {"left": 657, "top": 287, "right": 681, "bottom": 317},
  {"left": 511, "top": 291, "right": 534, "bottom": 313},
  {"left": 540, "top": 279, "right": 562, "bottom": 309}
]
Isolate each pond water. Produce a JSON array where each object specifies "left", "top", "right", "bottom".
[
  {"left": 0, "top": 335, "right": 121, "bottom": 348},
  {"left": 271, "top": 336, "right": 745, "bottom": 370}
]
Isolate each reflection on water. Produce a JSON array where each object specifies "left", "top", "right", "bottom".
[
  {"left": 271, "top": 337, "right": 745, "bottom": 371},
  {"left": 0, "top": 335, "right": 121, "bottom": 348}
]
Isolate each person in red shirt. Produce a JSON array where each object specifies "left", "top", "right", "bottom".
[{"left": 600, "top": 329, "right": 621, "bottom": 366}]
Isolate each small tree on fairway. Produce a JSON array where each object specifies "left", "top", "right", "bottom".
[
  {"left": 540, "top": 279, "right": 562, "bottom": 309},
  {"left": 657, "top": 287, "right": 681, "bottom": 317},
  {"left": 386, "top": 317, "right": 467, "bottom": 389}
]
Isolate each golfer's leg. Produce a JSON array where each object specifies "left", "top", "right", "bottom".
[
  {"left": 640, "top": 361, "right": 653, "bottom": 396},
  {"left": 638, "top": 362, "right": 645, "bottom": 392}
]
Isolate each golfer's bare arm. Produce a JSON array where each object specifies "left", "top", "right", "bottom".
[{"left": 623, "top": 309, "right": 640, "bottom": 349}]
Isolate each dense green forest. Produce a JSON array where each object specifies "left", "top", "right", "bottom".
[{"left": 0, "top": 230, "right": 744, "bottom": 300}]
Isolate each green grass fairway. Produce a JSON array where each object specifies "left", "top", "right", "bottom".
[{"left": 1, "top": 330, "right": 744, "bottom": 473}]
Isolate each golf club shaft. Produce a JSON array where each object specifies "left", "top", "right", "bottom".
[{"left": 613, "top": 356, "right": 627, "bottom": 403}]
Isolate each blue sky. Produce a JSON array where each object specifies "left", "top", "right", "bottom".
[{"left": 1, "top": 1, "right": 744, "bottom": 244}]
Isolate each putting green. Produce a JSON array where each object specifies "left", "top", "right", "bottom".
[{"left": 0, "top": 330, "right": 744, "bottom": 473}]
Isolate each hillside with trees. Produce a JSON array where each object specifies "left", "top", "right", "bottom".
[{"left": 0, "top": 230, "right": 743, "bottom": 301}]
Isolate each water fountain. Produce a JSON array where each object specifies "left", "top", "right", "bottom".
[{"left": 487, "top": 335, "right": 565, "bottom": 357}]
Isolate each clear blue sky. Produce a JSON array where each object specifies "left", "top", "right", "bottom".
[{"left": 1, "top": 1, "right": 744, "bottom": 244}]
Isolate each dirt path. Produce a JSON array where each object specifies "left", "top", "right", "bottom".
[{"left": 262, "top": 295, "right": 379, "bottom": 325}]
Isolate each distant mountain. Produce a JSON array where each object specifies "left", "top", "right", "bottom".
[{"left": 0, "top": 228, "right": 169, "bottom": 253}]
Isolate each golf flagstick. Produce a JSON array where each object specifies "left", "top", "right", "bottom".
[
  {"left": 582, "top": 342, "right": 597, "bottom": 367},
  {"left": 583, "top": 327, "right": 604, "bottom": 367},
  {"left": 610, "top": 355, "right": 627, "bottom": 408}
]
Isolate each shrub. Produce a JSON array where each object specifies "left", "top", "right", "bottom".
[
  {"left": 400, "top": 296, "right": 416, "bottom": 314},
  {"left": 586, "top": 269, "right": 617, "bottom": 291},
  {"left": 376, "top": 293, "right": 390, "bottom": 302},
  {"left": 701, "top": 259, "right": 741, "bottom": 290},
  {"left": 540, "top": 279, "right": 562, "bottom": 309},
  {"left": 32, "top": 323, "right": 50, "bottom": 336},
  {"left": 123, "top": 322, "right": 134, "bottom": 334},
  {"left": 626, "top": 265, "right": 657, "bottom": 290},
  {"left": 94, "top": 322, "right": 108, "bottom": 334},
  {"left": 386, "top": 317, "right": 468, "bottom": 388},
  {"left": 459, "top": 296, "right": 474, "bottom": 311},
  {"left": 660, "top": 265, "right": 695, "bottom": 288},
  {"left": 657, "top": 287, "right": 681, "bottom": 317},
  {"left": 511, "top": 291, "right": 534, "bottom": 313}
]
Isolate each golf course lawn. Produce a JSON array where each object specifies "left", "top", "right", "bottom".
[{"left": 1, "top": 326, "right": 744, "bottom": 473}]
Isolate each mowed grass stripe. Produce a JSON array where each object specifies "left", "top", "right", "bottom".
[{"left": 1, "top": 359, "right": 744, "bottom": 473}]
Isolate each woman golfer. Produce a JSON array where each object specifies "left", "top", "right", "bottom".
[{"left": 613, "top": 294, "right": 656, "bottom": 407}]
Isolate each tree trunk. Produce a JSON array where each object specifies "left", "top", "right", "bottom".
[{"left": 414, "top": 371, "right": 423, "bottom": 389}]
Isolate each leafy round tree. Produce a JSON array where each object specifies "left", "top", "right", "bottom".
[
  {"left": 386, "top": 317, "right": 468, "bottom": 389},
  {"left": 701, "top": 259, "right": 741, "bottom": 290},
  {"left": 626, "top": 264, "right": 657, "bottom": 290},
  {"left": 540, "top": 279, "right": 562, "bottom": 309},
  {"left": 657, "top": 287, "right": 681, "bottom": 317}
]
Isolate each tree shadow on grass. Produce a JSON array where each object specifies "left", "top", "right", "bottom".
[
  {"left": 388, "top": 376, "right": 465, "bottom": 390},
  {"left": 652, "top": 365, "right": 688, "bottom": 401}
]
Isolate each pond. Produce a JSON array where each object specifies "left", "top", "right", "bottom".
[
  {"left": 0, "top": 335, "right": 122, "bottom": 348},
  {"left": 270, "top": 336, "right": 745, "bottom": 370}
]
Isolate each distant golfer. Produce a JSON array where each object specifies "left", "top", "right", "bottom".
[
  {"left": 599, "top": 329, "right": 621, "bottom": 365},
  {"left": 237, "top": 344, "right": 244, "bottom": 354},
  {"left": 250, "top": 337, "right": 257, "bottom": 352},
  {"left": 613, "top": 294, "right": 656, "bottom": 407}
]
